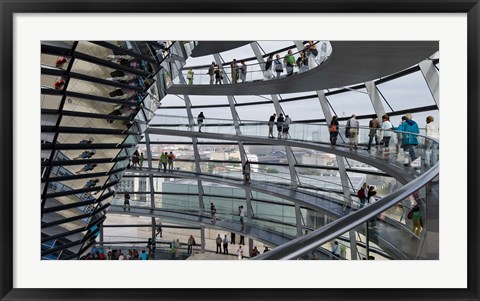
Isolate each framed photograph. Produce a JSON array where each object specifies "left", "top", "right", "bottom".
[{"left": 1, "top": 1, "right": 479, "bottom": 300}]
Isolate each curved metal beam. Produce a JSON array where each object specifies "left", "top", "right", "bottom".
[
  {"left": 167, "top": 41, "right": 438, "bottom": 95},
  {"left": 255, "top": 163, "right": 439, "bottom": 260},
  {"left": 122, "top": 168, "right": 419, "bottom": 259},
  {"left": 145, "top": 127, "right": 415, "bottom": 184}
]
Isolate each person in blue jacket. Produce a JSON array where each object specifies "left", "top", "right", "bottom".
[{"left": 394, "top": 113, "right": 419, "bottom": 166}]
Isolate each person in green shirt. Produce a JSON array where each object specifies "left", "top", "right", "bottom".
[
  {"left": 187, "top": 68, "right": 194, "bottom": 85},
  {"left": 284, "top": 50, "right": 295, "bottom": 76},
  {"left": 158, "top": 152, "right": 168, "bottom": 172},
  {"left": 412, "top": 206, "right": 423, "bottom": 236}
]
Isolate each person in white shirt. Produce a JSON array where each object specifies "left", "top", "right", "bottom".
[
  {"left": 380, "top": 115, "right": 393, "bottom": 153},
  {"left": 347, "top": 114, "right": 360, "bottom": 150},
  {"left": 237, "top": 246, "right": 243, "bottom": 260},
  {"left": 425, "top": 116, "right": 439, "bottom": 166},
  {"left": 283, "top": 115, "right": 292, "bottom": 139},
  {"left": 223, "top": 235, "right": 229, "bottom": 254}
]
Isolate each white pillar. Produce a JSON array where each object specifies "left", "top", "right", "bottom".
[{"left": 419, "top": 60, "right": 440, "bottom": 109}]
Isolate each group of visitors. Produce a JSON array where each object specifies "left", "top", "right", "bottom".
[
  {"left": 201, "top": 60, "right": 248, "bottom": 85},
  {"left": 199, "top": 42, "right": 327, "bottom": 85},
  {"left": 215, "top": 234, "right": 230, "bottom": 254},
  {"left": 158, "top": 151, "right": 176, "bottom": 172},
  {"left": 266, "top": 41, "right": 326, "bottom": 78},
  {"left": 86, "top": 247, "right": 148, "bottom": 260},
  {"left": 329, "top": 113, "right": 438, "bottom": 167},
  {"left": 131, "top": 150, "right": 144, "bottom": 169},
  {"left": 267, "top": 113, "right": 292, "bottom": 139},
  {"left": 356, "top": 183, "right": 378, "bottom": 209},
  {"left": 169, "top": 239, "right": 182, "bottom": 259},
  {"left": 356, "top": 183, "right": 379, "bottom": 227}
]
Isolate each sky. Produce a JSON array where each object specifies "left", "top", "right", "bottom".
[{"left": 157, "top": 41, "right": 439, "bottom": 129}]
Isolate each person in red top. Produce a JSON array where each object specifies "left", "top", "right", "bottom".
[
  {"left": 54, "top": 78, "right": 66, "bottom": 90},
  {"left": 55, "top": 57, "right": 67, "bottom": 68}
]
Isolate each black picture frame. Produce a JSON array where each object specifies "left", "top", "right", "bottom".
[{"left": 1, "top": 1, "right": 479, "bottom": 300}]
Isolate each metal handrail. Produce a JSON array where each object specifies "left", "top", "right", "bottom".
[
  {"left": 254, "top": 161, "right": 439, "bottom": 260},
  {"left": 181, "top": 41, "right": 325, "bottom": 71}
]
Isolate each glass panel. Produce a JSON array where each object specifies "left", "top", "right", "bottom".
[
  {"left": 326, "top": 88, "right": 375, "bottom": 117},
  {"left": 188, "top": 95, "right": 228, "bottom": 106},
  {"left": 41, "top": 114, "right": 58, "bottom": 126},
  {"left": 41, "top": 74, "right": 64, "bottom": 90},
  {"left": 257, "top": 41, "right": 295, "bottom": 53},
  {"left": 54, "top": 149, "right": 119, "bottom": 162},
  {"left": 376, "top": 70, "right": 436, "bottom": 111},
  {"left": 236, "top": 103, "right": 276, "bottom": 121},
  {"left": 70, "top": 59, "right": 149, "bottom": 85},
  {"left": 41, "top": 94, "right": 63, "bottom": 110},
  {"left": 158, "top": 94, "right": 185, "bottom": 107},
  {"left": 280, "top": 97, "right": 324, "bottom": 121},
  {"left": 67, "top": 78, "right": 141, "bottom": 99}
]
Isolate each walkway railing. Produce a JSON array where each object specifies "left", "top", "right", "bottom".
[
  {"left": 171, "top": 41, "right": 332, "bottom": 85},
  {"left": 144, "top": 115, "right": 439, "bottom": 259}
]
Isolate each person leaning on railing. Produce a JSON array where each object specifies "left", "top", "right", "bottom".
[
  {"left": 274, "top": 54, "right": 283, "bottom": 78},
  {"left": 380, "top": 115, "right": 393, "bottom": 153},
  {"left": 425, "top": 115, "right": 439, "bottom": 167},
  {"left": 284, "top": 50, "right": 295, "bottom": 76},
  {"left": 214, "top": 65, "right": 223, "bottom": 84},
  {"left": 276, "top": 113, "right": 285, "bottom": 138},
  {"left": 240, "top": 60, "right": 247, "bottom": 82},
  {"left": 231, "top": 59, "right": 239, "bottom": 83},
  {"left": 264, "top": 55, "right": 274, "bottom": 79},
  {"left": 268, "top": 113, "right": 276, "bottom": 138},
  {"left": 208, "top": 62, "right": 215, "bottom": 85},
  {"left": 328, "top": 116, "right": 339, "bottom": 146},
  {"left": 393, "top": 113, "right": 420, "bottom": 167}
]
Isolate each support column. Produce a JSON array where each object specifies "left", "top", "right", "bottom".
[
  {"left": 365, "top": 81, "right": 386, "bottom": 119},
  {"left": 145, "top": 133, "right": 157, "bottom": 241},
  {"left": 200, "top": 226, "right": 205, "bottom": 253},
  {"left": 250, "top": 42, "right": 265, "bottom": 71},
  {"left": 211, "top": 48, "right": 255, "bottom": 226},
  {"left": 418, "top": 60, "right": 440, "bottom": 109},
  {"left": 178, "top": 73, "right": 205, "bottom": 212},
  {"left": 293, "top": 41, "right": 305, "bottom": 51},
  {"left": 317, "top": 90, "right": 358, "bottom": 260},
  {"left": 213, "top": 53, "right": 231, "bottom": 84},
  {"left": 294, "top": 204, "right": 303, "bottom": 237},
  {"left": 225, "top": 95, "right": 253, "bottom": 225},
  {"left": 365, "top": 222, "right": 370, "bottom": 259},
  {"left": 99, "top": 224, "right": 104, "bottom": 247}
]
